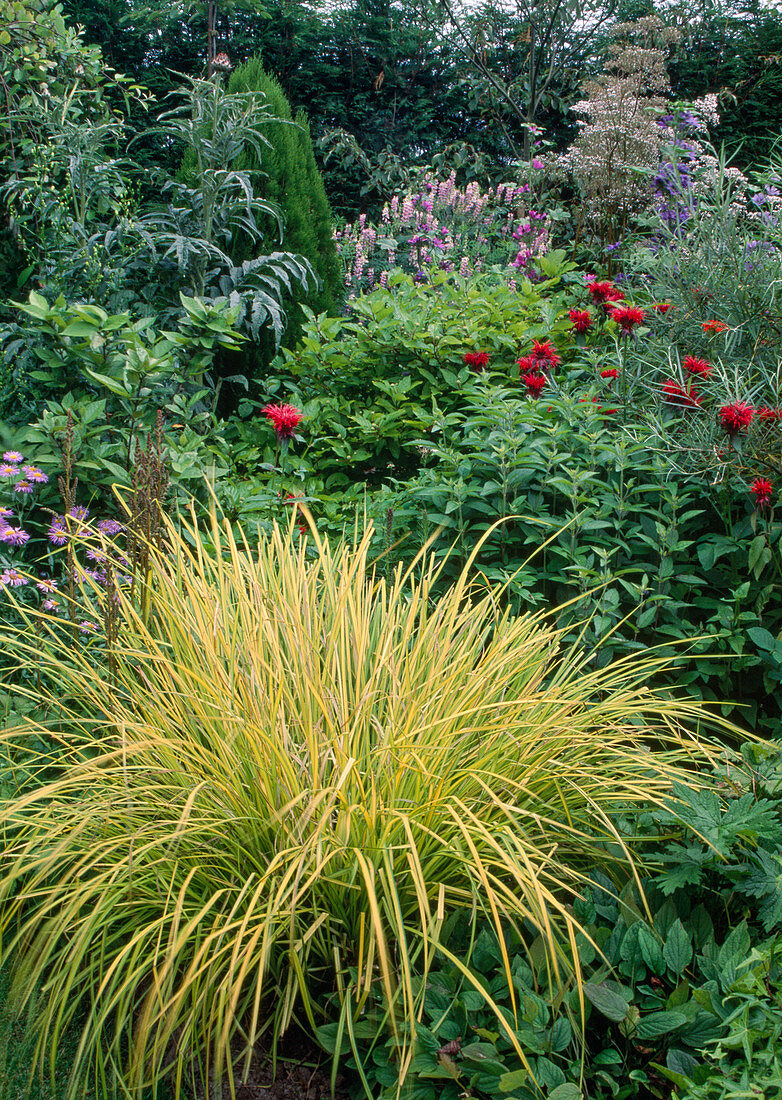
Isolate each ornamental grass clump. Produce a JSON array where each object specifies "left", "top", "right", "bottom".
[{"left": 0, "top": 512, "right": 726, "bottom": 1097}]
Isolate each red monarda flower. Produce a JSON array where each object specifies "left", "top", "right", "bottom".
[
  {"left": 464, "top": 350, "right": 490, "bottom": 370},
  {"left": 662, "top": 380, "right": 702, "bottom": 408},
  {"left": 750, "top": 477, "right": 773, "bottom": 508},
  {"left": 569, "top": 308, "right": 593, "bottom": 333},
  {"left": 702, "top": 320, "right": 728, "bottom": 334},
  {"left": 588, "top": 281, "right": 624, "bottom": 305},
  {"left": 758, "top": 406, "right": 782, "bottom": 422},
  {"left": 718, "top": 402, "right": 754, "bottom": 435},
  {"left": 263, "top": 402, "right": 303, "bottom": 438},
  {"left": 683, "top": 355, "right": 712, "bottom": 378},
  {"left": 610, "top": 305, "right": 645, "bottom": 334},
  {"left": 601, "top": 368, "right": 619, "bottom": 380},
  {"left": 516, "top": 355, "right": 535, "bottom": 373},
  {"left": 652, "top": 302, "right": 672, "bottom": 314},
  {"left": 530, "top": 339, "right": 561, "bottom": 369},
  {"left": 521, "top": 371, "right": 546, "bottom": 397}
]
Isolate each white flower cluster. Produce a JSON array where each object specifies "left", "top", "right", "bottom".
[{"left": 552, "top": 17, "right": 683, "bottom": 243}]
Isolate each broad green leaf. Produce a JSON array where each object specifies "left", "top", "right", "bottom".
[
  {"left": 583, "top": 982, "right": 631, "bottom": 1023},
  {"left": 663, "top": 920, "right": 693, "bottom": 974}
]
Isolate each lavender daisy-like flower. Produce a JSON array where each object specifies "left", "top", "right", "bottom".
[
  {"left": 79, "top": 620, "right": 98, "bottom": 633},
  {"left": 1, "top": 568, "right": 27, "bottom": 586},
  {"left": 0, "top": 464, "right": 21, "bottom": 478},
  {"left": 86, "top": 548, "right": 107, "bottom": 564},
  {"left": 69, "top": 505, "right": 90, "bottom": 522},
  {"left": 13, "top": 480, "right": 33, "bottom": 494},
  {"left": 2, "top": 451, "right": 24, "bottom": 463},
  {"left": 0, "top": 525, "right": 30, "bottom": 547},
  {"left": 96, "top": 519, "right": 124, "bottom": 535},
  {"left": 0, "top": 507, "right": 12, "bottom": 519},
  {"left": 48, "top": 517, "right": 68, "bottom": 546},
  {"left": 42, "top": 598, "right": 58, "bottom": 611},
  {"left": 22, "top": 465, "right": 49, "bottom": 484},
  {"left": 36, "top": 578, "right": 58, "bottom": 593}
]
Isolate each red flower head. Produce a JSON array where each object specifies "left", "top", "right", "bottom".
[
  {"left": 702, "top": 320, "right": 728, "bottom": 334},
  {"left": 529, "top": 339, "right": 561, "bottom": 369},
  {"left": 662, "top": 380, "right": 702, "bottom": 408},
  {"left": 464, "top": 350, "right": 490, "bottom": 370},
  {"left": 516, "top": 355, "right": 535, "bottom": 373},
  {"left": 569, "top": 308, "right": 593, "bottom": 334},
  {"left": 588, "top": 281, "right": 624, "bottom": 305},
  {"left": 601, "top": 368, "right": 619, "bottom": 381},
  {"left": 750, "top": 477, "right": 773, "bottom": 508},
  {"left": 758, "top": 406, "right": 782, "bottom": 422},
  {"left": 609, "top": 304, "right": 645, "bottom": 334},
  {"left": 718, "top": 402, "right": 754, "bottom": 436},
  {"left": 683, "top": 355, "right": 712, "bottom": 378},
  {"left": 652, "top": 302, "right": 672, "bottom": 314},
  {"left": 263, "top": 402, "right": 303, "bottom": 438},
  {"left": 521, "top": 371, "right": 546, "bottom": 397}
]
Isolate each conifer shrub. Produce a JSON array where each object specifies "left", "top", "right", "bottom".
[{"left": 228, "top": 58, "right": 344, "bottom": 354}]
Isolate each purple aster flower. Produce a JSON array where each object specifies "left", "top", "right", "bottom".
[
  {"left": 0, "top": 507, "right": 12, "bottom": 519},
  {"left": 2, "top": 451, "right": 23, "bottom": 463},
  {"left": 96, "top": 519, "right": 125, "bottom": 536},
  {"left": 1, "top": 568, "right": 27, "bottom": 586},
  {"left": 42, "top": 598, "right": 58, "bottom": 611},
  {"left": 68, "top": 505, "right": 89, "bottom": 522},
  {"left": 48, "top": 517, "right": 68, "bottom": 546},
  {"left": 13, "top": 481, "right": 33, "bottom": 494},
  {"left": 0, "top": 525, "right": 30, "bottom": 547},
  {"left": 79, "top": 620, "right": 97, "bottom": 634},
  {"left": 36, "top": 578, "right": 58, "bottom": 592},
  {"left": 0, "top": 464, "right": 20, "bottom": 478},
  {"left": 22, "top": 466, "right": 48, "bottom": 484}
]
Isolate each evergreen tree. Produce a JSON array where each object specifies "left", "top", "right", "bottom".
[{"left": 229, "top": 57, "right": 344, "bottom": 343}]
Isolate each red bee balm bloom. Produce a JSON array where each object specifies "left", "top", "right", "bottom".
[
  {"left": 683, "top": 356, "right": 712, "bottom": 378},
  {"left": 530, "top": 339, "right": 561, "bottom": 369},
  {"left": 464, "top": 351, "right": 490, "bottom": 370},
  {"left": 702, "top": 320, "right": 728, "bottom": 334},
  {"left": 521, "top": 371, "right": 546, "bottom": 397},
  {"left": 610, "top": 305, "right": 645, "bottom": 334},
  {"left": 750, "top": 477, "right": 773, "bottom": 508},
  {"left": 652, "top": 302, "right": 672, "bottom": 314},
  {"left": 718, "top": 402, "right": 754, "bottom": 435},
  {"left": 263, "top": 403, "right": 303, "bottom": 438},
  {"left": 588, "top": 281, "right": 624, "bottom": 305},
  {"left": 662, "top": 380, "right": 702, "bottom": 408},
  {"left": 758, "top": 407, "right": 782, "bottom": 422},
  {"left": 601, "top": 368, "right": 619, "bottom": 380},
  {"left": 569, "top": 309, "right": 592, "bottom": 333}
]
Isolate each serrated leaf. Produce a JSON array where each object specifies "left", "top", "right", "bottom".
[
  {"left": 638, "top": 925, "right": 665, "bottom": 975},
  {"left": 663, "top": 920, "right": 692, "bottom": 974},
  {"left": 583, "top": 982, "right": 631, "bottom": 1023},
  {"left": 635, "top": 1010, "right": 688, "bottom": 1040},
  {"left": 548, "top": 1085, "right": 582, "bottom": 1100}
]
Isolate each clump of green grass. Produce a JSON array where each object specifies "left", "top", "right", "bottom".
[{"left": 0, "top": 511, "right": 727, "bottom": 1098}]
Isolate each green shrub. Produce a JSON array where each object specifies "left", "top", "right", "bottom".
[
  {"left": 379, "top": 388, "right": 782, "bottom": 734},
  {"left": 229, "top": 58, "right": 344, "bottom": 349}
]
